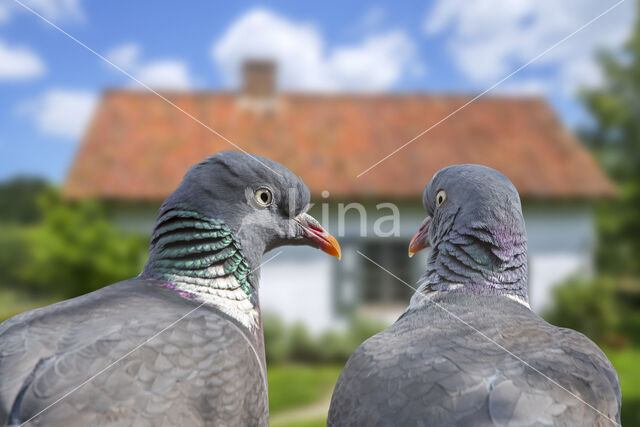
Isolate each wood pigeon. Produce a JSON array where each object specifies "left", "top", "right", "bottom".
[
  {"left": 328, "top": 164, "right": 620, "bottom": 426},
  {"left": 0, "top": 151, "right": 341, "bottom": 426}
]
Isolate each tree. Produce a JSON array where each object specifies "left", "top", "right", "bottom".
[
  {"left": 581, "top": 7, "right": 640, "bottom": 277},
  {"left": 19, "top": 191, "right": 148, "bottom": 297},
  {"left": 0, "top": 177, "right": 50, "bottom": 225}
]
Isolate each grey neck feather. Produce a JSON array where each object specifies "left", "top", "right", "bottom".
[
  {"left": 411, "top": 221, "right": 529, "bottom": 308},
  {"left": 142, "top": 207, "right": 261, "bottom": 330}
]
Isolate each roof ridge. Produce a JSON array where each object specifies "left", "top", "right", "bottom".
[
  {"left": 63, "top": 91, "right": 614, "bottom": 200},
  {"left": 100, "top": 88, "right": 547, "bottom": 103}
]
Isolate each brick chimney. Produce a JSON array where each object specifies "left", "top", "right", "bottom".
[{"left": 242, "top": 59, "right": 276, "bottom": 98}]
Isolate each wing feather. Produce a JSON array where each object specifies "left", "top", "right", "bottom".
[
  {"left": 0, "top": 279, "right": 267, "bottom": 426},
  {"left": 328, "top": 295, "right": 620, "bottom": 427}
]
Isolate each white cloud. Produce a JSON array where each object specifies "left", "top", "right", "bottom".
[
  {"left": 135, "top": 61, "right": 192, "bottom": 90},
  {"left": 326, "top": 32, "right": 417, "bottom": 91},
  {"left": 495, "top": 79, "right": 550, "bottom": 96},
  {"left": 0, "top": 0, "right": 84, "bottom": 24},
  {"left": 0, "top": 39, "right": 45, "bottom": 80},
  {"left": 18, "top": 89, "right": 97, "bottom": 139},
  {"left": 425, "top": 0, "right": 634, "bottom": 94},
  {"left": 106, "top": 43, "right": 140, "bottom": 70},
  {"left": 106, "top": 43, "right": 194, "bottom": 90},
  {"left": 212, "top": 8, "right": 420, "bottom": 92}
]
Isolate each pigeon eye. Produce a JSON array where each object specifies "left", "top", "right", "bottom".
[
  {"left": 436, "top": 190, "right": 447, "bottom": 207},
  {"left": 254, "top": 188, "right": 273, "bottom": 207}
]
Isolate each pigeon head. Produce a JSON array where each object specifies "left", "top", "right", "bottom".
[
  {"left": 408, "top": 164, "right": 528, "bottom": 300},
  {"left": 155, "top": 151, "right": 341, "bottom": 268},
  {"left": 409, "top": 164, "right": 525, "bottom": 254}
]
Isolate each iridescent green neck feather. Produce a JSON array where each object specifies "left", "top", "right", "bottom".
[{"left": 142, "top": 207, "right": 259, "bottom": 329}]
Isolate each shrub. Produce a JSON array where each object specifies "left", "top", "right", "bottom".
[
  {"left": 543, "top": 276, "right": 621, "bottom": 345},
  {"left": 263, "top": 314, "right": 291, "bottom": 365},
  {"left": 18, "top": 192, "right": 148, "bottom": 298},
  {"left": 288, "top": 323, "right": 324, "bottom": 363},
  {"left": 316, "top": 330, "right": 354, "bottom": 363},
  {"left": 0, "top": 226, "right": 30, "bottom": 289},
  {"left": 0, "top": 177, "right": 50, "bottom": 225},
  {"left": 263, "top": 314, "right": 386, "bottom": 365}
]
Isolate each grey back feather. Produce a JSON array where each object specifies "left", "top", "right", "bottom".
[
  {"left": 0, "top": 279, "right": 268, "bottom": 426},
  {"left": 328, "top": 294, "right": 620, "bottom": 427}
]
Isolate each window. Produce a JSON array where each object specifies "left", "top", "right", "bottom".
[{"left": 359, "top": 240, "right": 415, "bottom": 305}]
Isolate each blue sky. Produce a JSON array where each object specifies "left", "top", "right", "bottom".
[{"left": 0, "top": 0, "right": 634, "bottom": 182}]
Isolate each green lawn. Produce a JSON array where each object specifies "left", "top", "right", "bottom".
[
  {"left": 267, "top": 364, "right": 342, "bottom": 415},
  {"left": 272, "top": 417, "right": 327, "bottom": 427},
  {"left": 606, "top": 348, "right": 640, "bottom": 398},
  {"left": 605, "top": 347, "right": 640, "bottom": 425}
]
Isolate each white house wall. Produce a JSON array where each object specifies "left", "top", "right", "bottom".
[
  {"left": 260, "top": 246, "right": 335, "bottom": 333},
  {"left": 109, "top": 201, "right": 596, "bottom": 331},
  {"left": 523, "top": 203, "right": 595, "bottom": 312}
]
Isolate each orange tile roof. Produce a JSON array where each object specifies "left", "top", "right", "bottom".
[{"left": 64, "top": 90, "right": 615, "bottom": 200}]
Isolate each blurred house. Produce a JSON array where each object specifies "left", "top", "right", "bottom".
[{"left": 64, "top": 60, "right": 614, "bottom": 331}]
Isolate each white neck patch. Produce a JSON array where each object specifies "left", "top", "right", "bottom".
[
  {"left": 409, "top": 283, "right": 531, "bottom": 311},
  {"left": 504, "top": 293, "right": 531, "bottom": 309},
  {"left": 169, "top": 274, "right": 259, "bottom": 330}
]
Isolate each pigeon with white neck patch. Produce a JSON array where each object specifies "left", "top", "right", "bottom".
[
  {"left": 0, "top": 151, "right": 341, "bottom": 426},
  {"left": 328, "top": 164, "right": 620, "bottom": 426}
]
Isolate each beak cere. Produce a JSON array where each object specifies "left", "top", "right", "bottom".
[
  {"left": 408, "top": 216, "right": 432, "bottom": 258},
  {"left": 294, "top": 213, "right": 342, "bottom": 259}
]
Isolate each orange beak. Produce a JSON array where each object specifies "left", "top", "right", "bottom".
[
  {"left": 295, "top": 213, "right": 341, "bottom": 259},
  {"left": 408, "top": 216, "right": 431, "bottom": 258}
]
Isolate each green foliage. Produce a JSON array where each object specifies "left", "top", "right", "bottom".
[
  {"left": 315, "top": 330, "right": 355, "bottom": 364},
  {"left": 263, "top": 315, "right": 291, "bottom": 364},
  {"left": 0, "top": 177, "right": 50, "bottom": 225},
  {"left": 267, "top": 364, "right": 342, "bottom": 414},
  {"left": 18, "top": 192, "right": 148, "bottom": 298},
  {"left": 264, "top": 314, "right": 385, "bottom": 365},
  {"left": 543, "top": 276, "right": 621, "bottom": 344},
  {"left": 317, "top": 317, "right": 389, "bottom": 363},
  {"left": 0, "top": 225, "right": 30, "bottom": 288},
  {"left": 288, "top": 323, "right": 324, "bottom": 363},
  {"left": 580, "top": 8, "right": 640, "bottom": 277}
]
